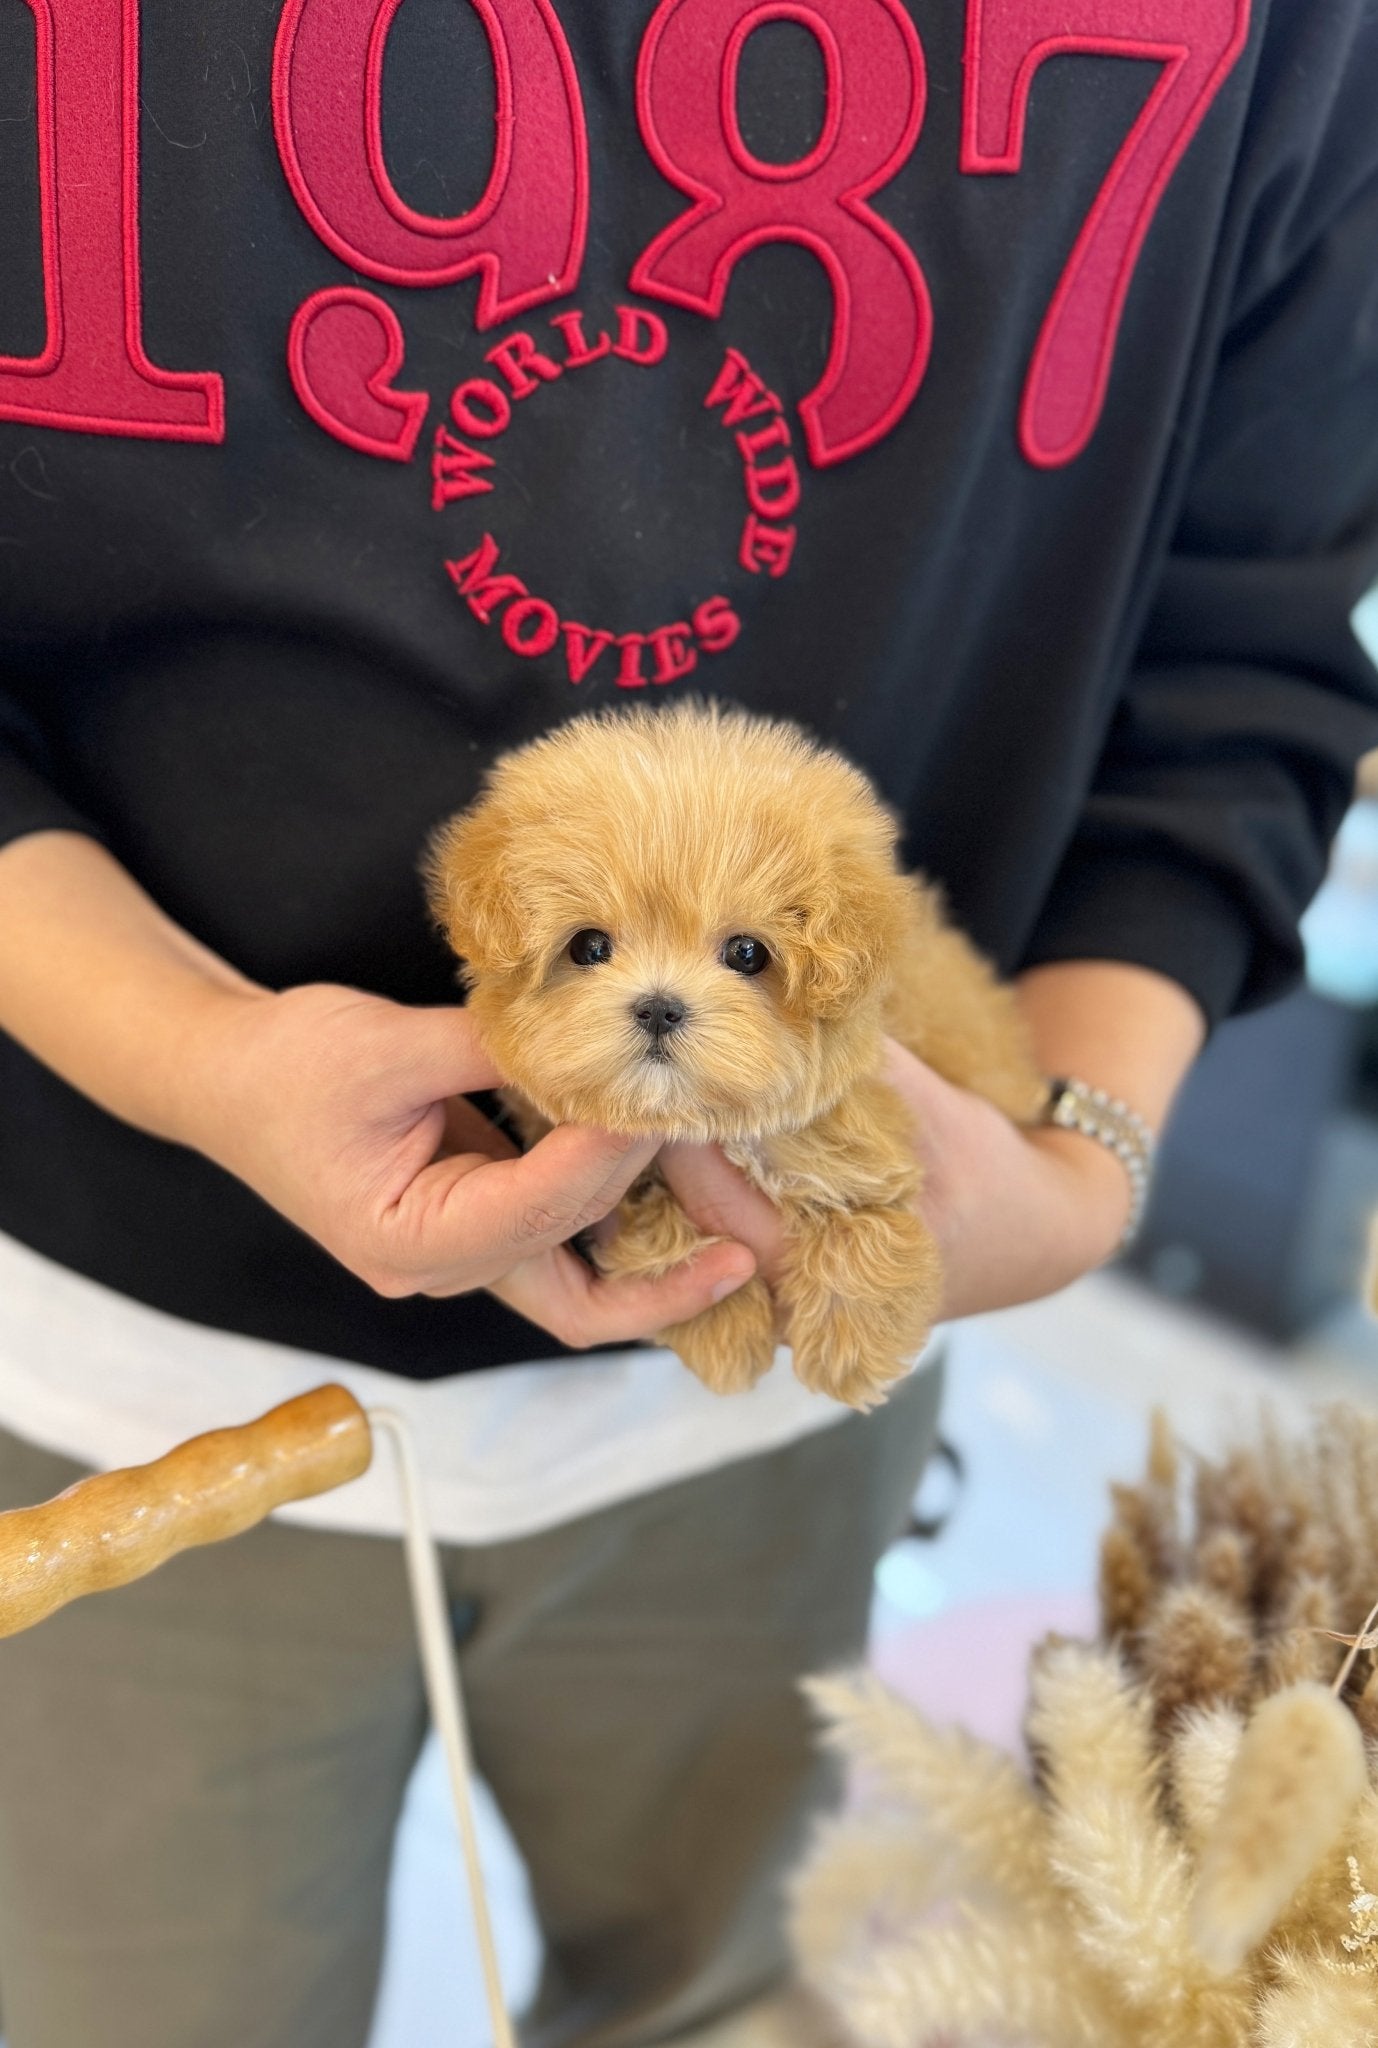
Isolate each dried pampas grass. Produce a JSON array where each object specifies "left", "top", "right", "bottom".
[
  {"left": 1255, "top": 1946, "right": 1378, "bottom": 2047},
  {"left": 1140, "top": 1585, "right": 1253, "bottom": 1734},
  {"left": 1191, "top": 1681, "right": 1368, "bottom": 1973},
  {"left": 791, "top": 1405, "right": 1378, "bottom": 2046},
  {"left": 1171, "top": 1705, "right": 1244, "bottom": 1856}
]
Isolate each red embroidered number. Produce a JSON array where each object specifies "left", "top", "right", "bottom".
[
  {"left": 0, "top": 0, "right": 223, "bottom": 441},
  {"left": 962, "top": 0, "right": 1249, "bottom": 468},
  {"left": 631, "top": 0, "right": 931, "bottom": 467},
  {"left": 273, "top": 0, "right": 589, "bottom": 325},
  {"left": 289, "top": 288, "right": 429, "bottom": 461}
]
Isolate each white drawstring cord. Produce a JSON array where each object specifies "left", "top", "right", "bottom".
[{"left": 368, "top": 1408, "right": 517, "bottom": 2048}]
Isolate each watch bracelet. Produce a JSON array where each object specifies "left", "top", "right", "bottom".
[{"left": 1041, "top": 1077, "right": 1157, "bottom": 1252}]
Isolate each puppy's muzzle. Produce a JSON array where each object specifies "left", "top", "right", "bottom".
[{"left": 632, "top": 992, "right": 687, "bottom": 1052}]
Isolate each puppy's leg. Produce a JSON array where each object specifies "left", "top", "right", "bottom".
[
  {"left": 758, "top": 1079, "right": 941, "bottom": 1408},
  {"left": 660, "top": 1285, "right": 780, "bottom": 1399},
  {"left": 596, "top": 1179, "right": 778, "bottom": 1396},
  {"left": 781, "top": 1202, "right": 943, "bottom": 1409}
]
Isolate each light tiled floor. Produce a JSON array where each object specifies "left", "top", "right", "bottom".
[{"left": 367, "top": 1270, "right": 1378, "bottom": 2048}]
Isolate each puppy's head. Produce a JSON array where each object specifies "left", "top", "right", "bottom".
[{"left": 425, "top": 702, "right": 911, "bottom": 1140}]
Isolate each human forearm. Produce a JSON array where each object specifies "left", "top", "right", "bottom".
[
  {"left": 0, "top": 830, "right": 264, "bottom": 1145},
  {"left": 1014, "top": 958, "right": 1205, "bottom": 1129},
  {"left": 968, "top": 955, "right": 1207, "bottom": 1287}
]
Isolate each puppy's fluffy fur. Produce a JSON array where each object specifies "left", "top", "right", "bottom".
[{"left": 427, "top": 702, "right": 1046, "bottom": 1407}]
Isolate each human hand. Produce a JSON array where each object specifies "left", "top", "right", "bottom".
[
  {"left": 179, "top": 982, "right": 756, "bottom": 1347},
  {"left": 657, "top": 1036, "right": 1133, "bottom": 1326}
]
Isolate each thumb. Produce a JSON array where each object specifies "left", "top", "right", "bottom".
[
  {"left": 446, "top": 1122, "right": 661, "bottom": 1260},
  {"left": 388, "top": 1005, "right": 506, "bottom": 1105}
]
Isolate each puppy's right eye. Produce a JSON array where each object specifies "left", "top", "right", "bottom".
[{"left": 569, "top": 929, "right": 614, "bottom": 967}]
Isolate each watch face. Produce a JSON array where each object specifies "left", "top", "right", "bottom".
[{"left": 1045, "top": 1081, "right": 1077, "bottom": 1126}]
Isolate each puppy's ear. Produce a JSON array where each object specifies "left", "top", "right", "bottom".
[
  {"left": 424, "top": 800, "right": 530, "bottom": 981},
  {"left": 782, "top": 860, "right": 910, "bottom": 1020}
]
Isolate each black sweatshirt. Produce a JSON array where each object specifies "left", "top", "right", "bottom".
[{"left": 1, "top": 0, "right": 1376, "bottom": 1379}]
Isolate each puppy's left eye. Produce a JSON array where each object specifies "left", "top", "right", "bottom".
[{"left": 721, "top": 935, "right": 770, "bottom": 977}]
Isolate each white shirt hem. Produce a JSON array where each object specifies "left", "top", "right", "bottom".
[{"left": 0, "top": 1229, "right": 938, "bottom": 1546}]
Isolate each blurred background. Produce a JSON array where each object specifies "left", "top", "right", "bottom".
[{"left": 1125, "top": 590, "right": 1378, "bottom": 1348}]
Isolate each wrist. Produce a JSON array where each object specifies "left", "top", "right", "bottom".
[
  {"left": 1024, "top": 1122, "right": 1136, "bottom": 1271},
  {"left": 1014, "top": 960, "right": 1203, "bottom": 1133},
  {"left": 152, "top": 975, "right": 276, "bottom": 1155},
  {"left": 0, "top": 832, "right": 273, "bottom": 1149},
  {"left": 1040, "top": 1074, "right": 1155, "bottom": 1250}
]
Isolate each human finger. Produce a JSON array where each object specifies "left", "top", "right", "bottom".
[
  {"left": 658, "top": 1142, "right": 787, "bottom": 1287},
  {"left": 375, "top": 1122, "right": 662, "bottom": 1291},
  {"left": 488, "top": 1239, "right": 757, "bottom": 1349},
  {"left": 384, "top": 1004, "right": 506, "bottom": 1106},
  {"left": 478, "top": 1124, "right": 664, "bottom": 1251}
]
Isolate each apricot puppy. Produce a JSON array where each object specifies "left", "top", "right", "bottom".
[{"left": 427, "top": 703, "right": 1046, "bottom": 1408}]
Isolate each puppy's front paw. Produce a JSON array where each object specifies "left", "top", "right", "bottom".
[
  {"left": 597, "top": 1176, "right": 706, "bottom": 1281},
  {"left": 596, "top": 1178, "right": 778, "bottom": 1395},
  {"left": 659, "top": 1278, "right": 779, "bottom": 1397},
  {"left": 784, "top": 1207, "right": 943, "bottom": 1409}
]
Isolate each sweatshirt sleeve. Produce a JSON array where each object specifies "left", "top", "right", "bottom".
[
  {"left": 1021, "top": 48, "right": 1378, "bottom": 1028},
  {"left": 0, "top": 686, "right": 103, "bottom": 854}
]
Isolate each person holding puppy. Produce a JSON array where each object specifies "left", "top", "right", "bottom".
[{"left": 0, "top": 3, "right": 1376, "bottom": 2046}]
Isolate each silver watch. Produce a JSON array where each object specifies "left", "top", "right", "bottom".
[{"left": 1041, "top": 1077, "right": 1157, "bottom": 1251}]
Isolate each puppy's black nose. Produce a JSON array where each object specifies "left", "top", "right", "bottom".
[{"left": 632, "top": 992, "right": 687, "bottom": 1039}]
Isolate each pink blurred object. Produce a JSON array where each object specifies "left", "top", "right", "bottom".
[
  {"left": 872, "top": 1591, "right": 1096, "bottom": 1754},
  {"left": 803, "top": 1597, "right": 1096, "bottom": 2048}
]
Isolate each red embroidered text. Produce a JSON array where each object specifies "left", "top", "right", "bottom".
[
  {"left": 631, "top": 0, "right": 932, "bottom": 467},
  {"left": 273, "top": 0, "right": 589, "bottom": 323},
  {"left": 0, "top": 0, "right": 223, "bottom": 441},
  {"left": 704, "top": 349, "right": 800, "bottom": 577},
  {"left": 447, "top": 534, "right": 742, "bottom": 686},
  {"left": 961, "top": 0, "right": 1250, "bottom": 466}
]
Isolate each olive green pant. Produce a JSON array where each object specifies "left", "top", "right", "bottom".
[{"left": 0, "top": 1362, "right": 942, "bottom": 2048}]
